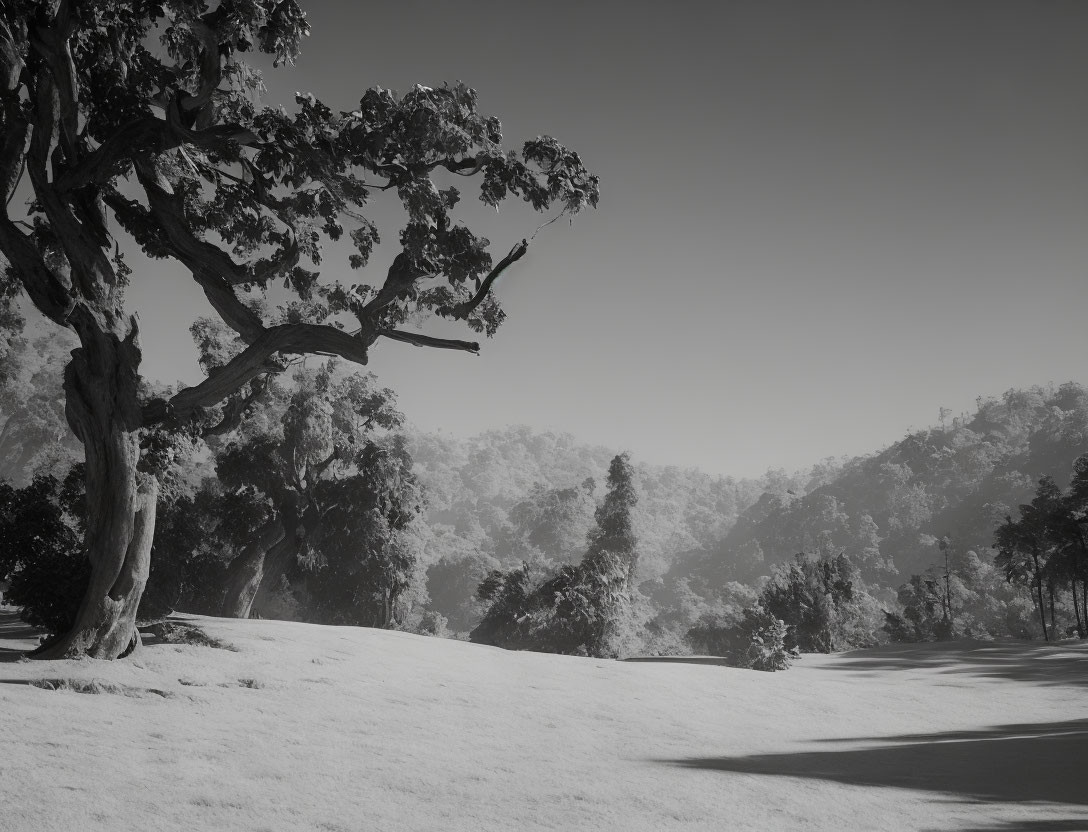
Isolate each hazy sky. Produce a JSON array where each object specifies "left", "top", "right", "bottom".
[{"left": 122, "top": 0, "right": 1088, "bottom": 478}]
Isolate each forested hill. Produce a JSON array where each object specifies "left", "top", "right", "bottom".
[
  {"left": 405, "top": 426, "right": 766, "bottom": 629},
  {"left": 407, "top": 384, "right": 1088, "bottom": 631},
  {"left": 666, "top": 383, "right": 1088, "bottom": 594}
]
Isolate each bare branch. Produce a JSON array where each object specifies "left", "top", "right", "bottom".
[
  {"left": 440, "top": 239, "right": 528, "bottom": 321},
  {"left": 378, "top": 328, "right": 480, "bottom": 353},
  {"left": 144, "top": 323, "right": 372, "bottom": 426}
]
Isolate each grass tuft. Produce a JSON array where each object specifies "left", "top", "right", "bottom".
[
  {"left": 143, "top": 622, "right": 238, "bottom": 651},
  {"left": 29, "top": 678, "right": 173, "bottom": 698}
]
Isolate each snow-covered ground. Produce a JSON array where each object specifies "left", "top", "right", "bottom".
[{"left": 2, "top": 607, "right": 1085, "bottom": 832}]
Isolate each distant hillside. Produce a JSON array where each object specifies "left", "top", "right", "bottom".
[
  {"left": 408, "top": 384, "right": 1088, "bottom": 635},
  {"left": 680, "top": 383, "right": 1088, "bottom": 594},
  {"left": 405, "top": 426, "right": 766, "bottom": 630},
  {"left": 407, "top": 425, "right": 766, "bottom": 571}
]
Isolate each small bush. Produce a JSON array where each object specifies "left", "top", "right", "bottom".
[
  {"left": 143, "top": 621, "right": 236, "bottom": 651},
  {"left": 686, "top": 607, "right": 791, "bottom": 671},
  {"left": 413, "top": 610, "right": 451, "bottom": 638},
  {"left": 734, "top": 607, "right": 791, "bottom": 672}
]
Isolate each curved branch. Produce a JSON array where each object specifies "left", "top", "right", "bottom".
[
  {"left": 0, "top": 216, "right": 74, "bottom": 327},
  {"left": 202, "top": 375, "right": 270, "bottom": 437},
  {"left": 131, "top": 159, "right": 266, "bottom": 341},
  {"left": 144, "top": 323, "right": 372, "bottom": 426},
  {"left": 440, "top": 239, "right": 528, "bottom": 321},
  {"left": 56, "top": 116, "right": 258, "bottom": 193},
  {"left": 358, "top": 251, "right": 430, "bottom": 322}
]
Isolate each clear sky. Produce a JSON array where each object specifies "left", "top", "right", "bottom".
[{"left": 123, "top": 0, "right": 1088, "bottom": 479}]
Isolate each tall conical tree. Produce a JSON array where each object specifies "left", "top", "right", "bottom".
[{"left": 580, "top": 452, "right": 640, "bottom": 656}]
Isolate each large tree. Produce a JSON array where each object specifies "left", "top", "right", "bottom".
[
  {"left": 0, "top": 1, "right": 598, "bottom": 658},
  {"left": 215, "top": 359, "right": 403, "bottom": 619}
]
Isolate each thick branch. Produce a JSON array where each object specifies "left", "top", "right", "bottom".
[
  {"left": 358, "top": 252, "right": 430, "bottom": 322},
  {"left": 56, "top": 117, "right": 258, "bottom": 193},
  {"left": 184, "top": 20, "right": 224, "bottom": 119},
  {"left": 131, "top": 159, "right": 266, "bottom": 341},
  {"left": 0, "top": 17, "right": 24, "bottom": 93},
  {"left": 25, "top": 61, "right": 114, "bottom": 300},
  {"left": 144, "top": 323, "right": 371, "bottom": 426},
  {"left": 31, "top": 0, "right": 79, "bottom": 159},
  {"left": 0, "top": 109, "right": 28, "bottom": 206},
  {"left": 378, "top": 329, "right": 480, "bottom": 353},
  {"left": 202, "top": 376, "right": 270, "bottom": 437}
]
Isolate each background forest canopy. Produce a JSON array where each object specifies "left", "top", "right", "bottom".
[{"left": 4, "top": 302, "right": 1088, "bottom": 658}]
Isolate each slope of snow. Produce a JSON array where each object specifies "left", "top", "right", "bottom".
[{"left": 1, "top": 609, "right": 1086, "bottom": 832}]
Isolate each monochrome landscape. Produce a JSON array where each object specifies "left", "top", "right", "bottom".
[{"left": 1, "top": 1, "right": 1086, "bottom": 830}]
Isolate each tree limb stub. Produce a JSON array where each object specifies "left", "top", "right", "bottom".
[{"left": 378, "top": 329, "right": 480, "bottom": 353}]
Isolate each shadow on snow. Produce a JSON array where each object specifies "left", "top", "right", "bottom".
[
  {"left": 660, "top": 719, "right": 1088, "bottom": 809},
  {"left": 828, "top": 640, "right": 1088, "bottom": 688}
]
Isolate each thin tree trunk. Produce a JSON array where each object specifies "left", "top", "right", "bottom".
[
  {"left": 1071, "top": 578, "right": 1085, "bottom": 639},
  {"left": 36, "top": 323, "right": 156, "bottom": 660},
  {"left": 1035, "top": 578, "right": 1049, "bottom": 642},
  {"left": 219, "top": 518, "right": 286, "bottom": 618}
]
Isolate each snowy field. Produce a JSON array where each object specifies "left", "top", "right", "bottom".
[{"left": 2, "top": 607, "right": 1086, "bottom": 832}]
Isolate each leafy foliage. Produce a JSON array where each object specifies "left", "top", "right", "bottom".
[
  {"left": 0, "top": 469, "right": 88, "bottom": 636},
  {"left": 758, "top": 551, "right": 880, "bottom": 653},
  {"left": 304, "top": 436, "right": 426, "bottom": 628},
  {"left": 471, "top": 453, "right": 645, "bottom": 658}
]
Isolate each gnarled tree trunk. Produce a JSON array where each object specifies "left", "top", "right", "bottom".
[{"left": 36, "top": 318, "right": 157, "bottom": 660}]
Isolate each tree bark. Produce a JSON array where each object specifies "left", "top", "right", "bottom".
[
  {"left": 250, "top": 531, "right": 299, "bottom": 618},
  {"left": 219, "top": 518, "right": 286, "bottom": 619},
  {"left": 36, "top": 319, "right": 157, "bottom": 660},
  {"left": 1071, "top": 578, "right": 1084, "bottom": 639},
  {"left": 1033, "top": 570, "right": 1049, "bottom": 642}
]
